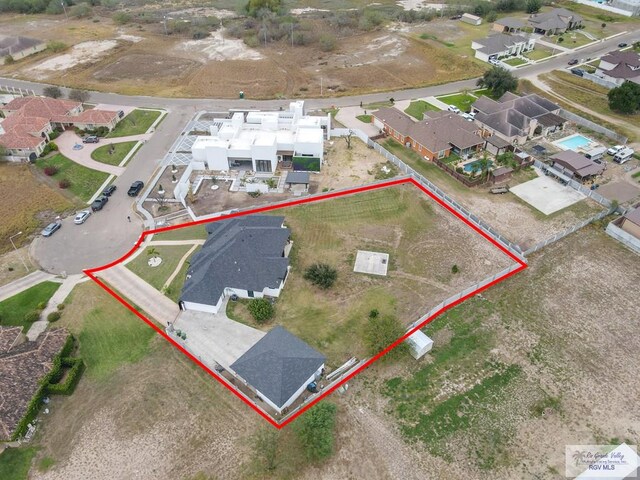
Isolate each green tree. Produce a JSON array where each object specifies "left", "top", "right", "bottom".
[
  {"left": 250, "top": 428, "right": 280, "bottom": 472},
  {"left": 245, "top": 0, "right": 282, "bottom": 17},
  {"left": 68, "top": 89, "right": 90, "bottom": 103},
  {"left": 364, "top": 313, "right": 407, "bottom": 358},
  {"left": 525, "top": 0, "right": 541, "bottom": 14},
  {"left": 247, "top": 298, "right": 274, "bottom": 324},
  {"left": 608, "top": 81, "right": 640, "bottom": 114},
  {"left": 294, "top": 402, "right": 337, "bottom": 461},
  {"left": 43, "top": 86, "right": 63, "bottom": 99},
  {"left": 304, "top": 263, "right": 338, "bottom": 289},
  {"left": 476, "top": 66, "right": 518, "bottom": 98},
  {"left": 69, "top": 2, "right": 91, "bottom": 17}
]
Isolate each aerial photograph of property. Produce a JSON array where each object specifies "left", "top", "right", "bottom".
[{"left": 0, "top": 0, "right": 639, "bottom": 479}]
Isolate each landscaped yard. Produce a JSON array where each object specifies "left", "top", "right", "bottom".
[
  {"left": 36, "top": 154, "right": 109, "bottom": 202},
  {"left": 107, "top": 109, "right": 162, "bottom": 138},
  {"left": 152, "top": 224, "right": 208, "bottom": 242},
  {"left": 404, "top": 100, "right": 440, "bottom": 120},
  {"left": 0, "top": 281, "right": 61, "bottom": 330},
  {"left": 125, "top": 244, "right": 195, "bottom": 292},
  {"left": 436, "top": 92, "right": 478, "bottom": 113},
  {"left": 90, "top": 141, "right": 138, "bottom": 166},
  {"left": 503, "top": 57, "right": 528, "bottom": 67},
  {"left": 524, "top": 47, "right": 554, "bottom": 61},
  {"left": 0, "top": 447, "right": 37, "bottom": 480},
  {"left": 356, "top": 114, "right": 372, "bottom": 123},
  {"left": 227, "top": 184, "right": 514, "bottom": 368}
]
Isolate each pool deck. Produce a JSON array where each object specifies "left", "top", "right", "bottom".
[{"left": 553, "top": 133, "right": 600, "bottom": 153}]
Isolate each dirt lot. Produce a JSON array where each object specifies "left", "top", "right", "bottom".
[{"left": 0, "top": 247, "right": 38, "bottom": 287}]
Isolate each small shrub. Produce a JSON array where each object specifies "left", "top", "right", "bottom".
[
  {"left": 369, "top": 309, "right": 379, "bottom": 319},
  {"left": 4, "top": 54, "right": 15, "bottom": 64},
  {"left": 47, "top": 41, "right": 68, "bottom": 53},
  {"left": 318, "top": 34, "right": 336, "bottom": 52},
  {"left": 24, "top": 311, "right": 41, "bottom": 323},
  {"left": 248, "top": 298, "right": 275, "bottom": 324},
  {"left": 304, "top": 263, "right": 338, "bottom": 289},
  {"left": 57, "top": 303, "right": 65, "bottom": 311},
  {"left": 37, "top": 301, "right": 48, "bottom": 310},
  {"left": 112, "top": 11, "right": 131, "bottom": 24},
  {"left": 58, "top": 178, "right": 71, "bottom": 189},
  {"left": 364, "top": 314, "right": 407, "bottom": 358},
  {"left": 248, "top": 191, "right": 261, "bottom": 198},
  {"left": 451, "top": 264, "right": 459, "bottom": 274},
  {"left": 47, "top": 311, "right": 61, "bottom": 322}
]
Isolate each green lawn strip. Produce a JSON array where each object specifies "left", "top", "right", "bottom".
[
  {"left": 0, "top": 447, "right": 37, "bottom": 480},
  {"left": 35, "top": 154, "right": 109, "bottom": 202},
  {"left": 166, "top": 248, "right": 199, "bottom": 302},
  {"left": 152, "top": 224, "right": 208, "bottom": 241},
  {"left": 524, "top": 48, "right": 553, "bottom": 61},
  {"left": 90, "top": 141, "right": 137, "bottom": 166},
  {"left": 107, "top": 109, "right": 161, "bottom": 138},
  {"left": 356, "top": 114, "right": 372, "bottom": 123},
  {"left": 435, "top": 93, "right": 477, "bottom": 112},
  {"left": 363, "top": 100, "right": 394, "bottom": 110},
  {"left": 631, "top": 170, "right": 640, "bottom": 179},
  {"left": 503, "top": 57, "right": 527, "bottom": 67},
  {"left": 0, "top": 281, "right": 61, "bottom": 330},
  {"left": 78, "top": 300, "right": 156, "bottom": 380},
  {"left": 125, "top": 245, "right": 194, "bottom": 292},
  {"left": 404, "top": 100, "right": 440, "bottom": 120}
]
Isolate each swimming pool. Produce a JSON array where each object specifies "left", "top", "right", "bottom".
[
  {"left": 555, "top": 134, "right": 592, "bottom": 151},
  {"left": 463, "top": 159, "right": 494, "bottom": 173}
]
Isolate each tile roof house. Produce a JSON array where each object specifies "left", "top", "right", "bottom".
[
  {"left": 528, "top": 8, "right": 582, "bottom": 36},
  {"left": 471, "top": 92, "right": 565, "bottom": 145},
  {"left": 230, "top": 326, "right": 325, "bottom": 413},
  {"left": 179, "top": 215, "right": 291, "bottom": 314},
  {"left": 0, "top": 327, "right": 69, "bottom": 441},
  {"left": 471, "top": 33, "right": 535, "bottom": 62},
  {"left": 372, "top": 108, "right": 484, "bottom": 161},
  {"left": 596, "top": 50, "right": 640, "bottom": 87},
  {"left": 549, "top": 150, "right": 605, "bottom": 180},
  {"left": 0, "top": 96, "right": 120, "bottom": 161},
  {"left": 0, "top": 35, "right": 46, "bottom": 65}
]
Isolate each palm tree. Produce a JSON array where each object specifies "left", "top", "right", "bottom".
[{"left": 476, "top": 154, "right": 492, "bottom": 181}]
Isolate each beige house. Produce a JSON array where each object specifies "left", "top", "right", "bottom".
[
  {"left": 620, "top": 208, "right": 640, "bottom": 239},
  {"left": 0, "top": 36, "right": 46, "bottom": 64}
]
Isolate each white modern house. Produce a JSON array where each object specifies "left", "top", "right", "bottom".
[
  {"left": 191, "top": 101, "right": 328, "bottom": 173},
  {"left": 472, "top": 33, "right": 536, "bottom": 62}
]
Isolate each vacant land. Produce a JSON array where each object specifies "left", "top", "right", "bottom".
[
  {"left": 0, "top": 281, "right": 60, "bottom": 329},
  {"left": 226, "top": 184, "right": 514, "bottom": 367},
  {"left": 35, "top": 154, "right": 109, "bottom": 202},
  {"left": 90, "top": 141, "right": 137, "bottom": 166},
  {"left": 381, "top": 138, "right": 605, "bottom": 250},
  {"left": 125, "top": 245, "right": 194, "bottom": 291},
  {"left": 0, "top": 163, "right": 73, "bottom": 254},
  {"left": 0, "top": 247, "right": 37, "bottom": 287},
  {"left": 107, "top": 109, "right": 161, "bottom": 137}
]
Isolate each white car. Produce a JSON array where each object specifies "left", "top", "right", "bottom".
[
  {"left": 461, "top": 113, "right": 474, "bottom": 121},
  {"left": 74, "top": 210, "right": 92, "bottom": 225},
  {"left": 607, "top": 145, "right": 624, "bottom": 156},
  {"left": 447, "top": 105, "right": 461, "bottom": 114},
  {"left": 489, "top": 57, "right": 501, "bottom": 66}
]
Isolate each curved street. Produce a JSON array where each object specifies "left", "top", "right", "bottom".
[{"left": 10, "top": 30, "right": 639, "bottom": 275}]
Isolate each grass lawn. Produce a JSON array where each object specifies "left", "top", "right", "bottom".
[
  {"left": 362, "top": 100, "right": 393, "bottom": 110},
  {"left": 90, "top": 141, "right": 137, "bottom": 166},
  {"left": 35, "top": 154, "right": 109, "bottom": 202},
  {"left": 165, "top": 249, "right": 198, "bottom": 303},
  {"left": 152, "top": 224, "right": 208, "bottom": 242},
  {"left": 404, "top": 100, "right": 440, "bottom": 120},
  {"left": 0, "top": 281, "right": 61, "bottom": 329},
  {"left": 61, "top": 282, "right": 156, "bottom": 380},
  {"left": 107, "top": 109, "right": 161, "bottom": 138},
  {"left": 356, "top": 114, "right": 372, "bottom": 123},
  {"left": 436, "top": 93, "right": 478, "bottom": 112},
  {"left": 524, "top": 47, "right": 553, "bottom": 61},
  {"left": 0, "top": 447, "right": 37, "bottom": 480},
  {"left": 562, "top": 31, "right": 599, "bottom": 48},
  {"left": 125, "top": 245, "right": 195, "bottom": 292},
  {"left": 503, "top": 57, "right": 527, "bottom": 67}
]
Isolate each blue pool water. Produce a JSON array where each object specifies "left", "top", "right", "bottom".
[
  {"left": 557, "top": 135, "right": 592, "bottom": 150},
  {"left": 463, "top": 160, "right": 494, "bottom": 173}
]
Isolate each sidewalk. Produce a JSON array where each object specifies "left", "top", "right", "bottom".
[
  {"left": 0, "top": 270, "right": 58, "bottom": 303},
  {"left": 334, "top": 106, "right": 380, "bottom": 137}
]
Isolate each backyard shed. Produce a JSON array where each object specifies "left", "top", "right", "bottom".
[
  {"left": 461, "top": 13, "right": 482, "bottom": 25},
  {"left": 405, "top": 330, "right": 434, "bottom": 359},
  {"left": 491, "top": 166, "right": 513, "bottom": 184},
  {"left": 285, "top": 171, "right": 310, "bottom": 188}
]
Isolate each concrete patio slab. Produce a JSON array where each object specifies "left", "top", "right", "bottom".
[{"left": 510, "top": 175, "right": 586, "bottom": 215}]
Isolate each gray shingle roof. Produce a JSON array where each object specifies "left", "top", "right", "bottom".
[
  {"left": 551, "top": 150, "right": 604, "bottom": 177},
  {"left": 0, "top": 36, "right": 44, "bottom": 57},
  {"left": 495, "top": 17, "right": 525, "bottom": 29},
  {"left": 528, "top": 8, "right": 582, "bottom": 32},
  {"left": 475, "top": 33, "right": 530, "bottom": 56},
  {"left": 231, "top": 326, "right": 325, "bottom": 408},
  {"left": 372, "top": 107, "right": 415, "bottom": 134},
  {"left": 181, "top": 215, "right": 290, "bottom": 307},
  {"left": 623, "top": 207, "right": 640, "bottom": 227}
]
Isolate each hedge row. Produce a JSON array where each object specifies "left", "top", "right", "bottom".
[
  {"left": 47, "top": 357, "right": 85, "bottom": 395},
  {"left": 11, "top": 335, "right": 76, "bottom": 440}
]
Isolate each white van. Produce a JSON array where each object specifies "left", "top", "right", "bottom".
[
  {"left": 613, "top": 147, "right": 635, "bottom": 164},
  {"left": 584, "top": 146, "right": 607, "bottom": 162}
]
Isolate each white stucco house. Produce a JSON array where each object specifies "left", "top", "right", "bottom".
[
  {"left": 472, "top": 33, "right": 536, "bottom": 62},
  {"left": 191, "top": 101, "right": 329, "bottom": 174}
]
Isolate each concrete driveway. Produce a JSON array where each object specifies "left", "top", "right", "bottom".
[
  {"left": 173, "top": 299, "right": 265, "bottom": 370},
  {"left": 31, "top": 107, "right": 195, "bottom": 274},
  {"left": 56, "top": 130, "right": 125, "bottom": 176}
]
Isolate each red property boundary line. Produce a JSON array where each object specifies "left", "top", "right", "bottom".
[{"left": 84, "top": 177, "right": 527, "bottom": 428}]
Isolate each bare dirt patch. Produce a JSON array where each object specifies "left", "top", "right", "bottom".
[
  {"left": 32, "top": 40, "right": 118, "bottom": 77},
  {"left": 174, "top": 29, "right": 264, "bottom": 62},
  {"left": 92, "top": 53, "right": 201, "bottom": 83}
]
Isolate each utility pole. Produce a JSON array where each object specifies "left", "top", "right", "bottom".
[
  {"left": 9, "top": 231, "right": 28, "bottom": 272},
  {"left": 163, "top": 15, "right": 168, "bottom": 36},
  {"left": 291, "top": 22, "right": 294, "bottom": 48},
  {"left": 61, "top": 0, "right": 68, "bottom": 20},
  {"left": 320, "top": 77, "right": 323, "bottom": 96}
]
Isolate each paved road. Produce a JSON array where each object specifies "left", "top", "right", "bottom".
[
  {"left": 0, "top": 270, "right": 58, "bottom": 302},
  {"left": 13, "top": 30, "right": 640, "bottom": 275}
]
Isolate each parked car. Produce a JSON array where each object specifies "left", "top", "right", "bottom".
[
  {"left": 607, "top": 145, "right": 624, "bottom": 155},
  {"left": 74, "top": 210, "right": 92, "bottom": 225},
  {"left": 82, "top": 135, "right": 99, "bottom": 144},
  {"left": 613, "top": 147, "right": 635, "bottom": 164},
  {"left": 488, "top": 57, "right": 501, "bottom": 66},
  {"left": 447, "top": 105, "right": 461, "bottom": 114},
  {"left": 42, "top": 221, "right": 61, "bottom": 237},
  {"left": 91, "top": 195, "right": 108, "bottom": 211},
  {"left": 102, "top": 184, "right": 117, "bottom": 196},
  {"left": 450, "top": 14, "right": 462, "bottom": 20},
  {"left": 618, "top": 42, "right": 628, "bottom": 48},
  {"left": 118, "top": 110, "right": 125, "bottom": 118},
  {"left": 127, "top": 180, "right": 144, "bottom": 197},
  {"left": 570, "top": 68, "right": 584, "bottom": 77},
  {"left": 567, "top": 58, "right": 579, "bottom": 66},
  {"left": 461, "top": 113, "right": 474, "bottom": 121}
]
